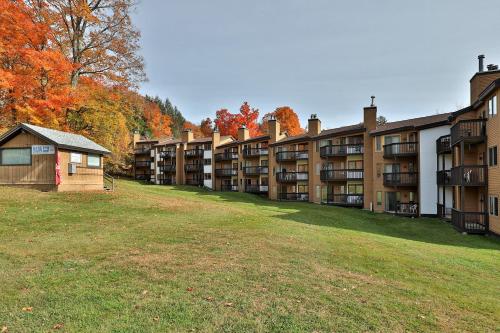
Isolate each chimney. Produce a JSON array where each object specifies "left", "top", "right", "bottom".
[
  {"left": 133, "top": 131, "right": 141, "bottom": 148},
  {"left": 238, "top": 126, "right": 250, "bottom": 141},
  {"left": 478, "top": 55, "right": 485, "bottom": 72},
  {"left": 268, "top": 115, "right": 281, "bottom": 143},
  {"left": 181, "top": 129, "right": 194, "bottom": 143},
  {"left": 487, "top": 64, "right": 499, "bottom": 71},
  {"left": 212, "top": 127, "right": 220, "bottom": 148},
  {"left": 363, "top": 97, "right": 377, "bottom": 131},
  {"left": 307, "top": 114, "right": 321, "bottom": 136}
]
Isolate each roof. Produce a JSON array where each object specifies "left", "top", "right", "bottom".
[
  {"left": 370, "top": 113, "right": 452, "bottom": 136},
  {"left": 154, "top": 138, "right": 182, "bottom": 147},
  {"left": 217, "top": 134, "right": 271, "bottom": 149},
  {"left": 315, "top": 123, "right": 365, "bottom": 139},
  {"left": 270, "top": 133, "right": 311, "bottom": 146},
  {"left": 473, "top": 78, "right": 500, "bottom": 108},
  {"left": 0, "top": 123, "right": 110, "bottom": 155},
  {"left": 136, "top": 139, "right": 159, "bottom": 144}
]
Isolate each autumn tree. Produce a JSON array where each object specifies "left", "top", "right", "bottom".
[
  {"left": 29, "top": 0, "right": 145, "bottom": 87},
  {"left": 261, "top": 106, "right": 303, "bottom": 136},
  {"left": 183, "top": 121, "right": 203, "bottom": 138},
  {"left": 200, "top": 118, "right": 213, "bottom": 137},
  {"left": 214, "top": 102, "right": 261, "bottom": 138}
]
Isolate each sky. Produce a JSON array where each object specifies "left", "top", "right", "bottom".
[{"left": 132, "top": 0, "right": 500, "bottom": 130}]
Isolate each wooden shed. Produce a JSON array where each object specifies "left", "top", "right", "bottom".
[{"left": 0, "top": 123, "right": 111, "bottom": 191}]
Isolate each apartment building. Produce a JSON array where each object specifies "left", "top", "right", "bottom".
[{"left": 133, "top": 133, "right": 158, "bottom": 181}]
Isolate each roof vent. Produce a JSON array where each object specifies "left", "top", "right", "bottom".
[
  {"left": 310, "top": 114, "right": 317, "bottom": 119},
  {"left": 487, "top": 64, "right": 499, "bottom": 71},
  {"left": 370, "top": 95, "right": 376, "bottom": 107},
  {"left": 478, "top": 55, "right": 485, "bottom": 72}
]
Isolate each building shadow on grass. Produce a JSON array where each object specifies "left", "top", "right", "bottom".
[{"left": 139, "top": 183, "right": 500, "bottom": 251}]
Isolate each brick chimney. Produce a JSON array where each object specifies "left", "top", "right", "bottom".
[
  {"left": 268, "top": 116, "right": 281, "bottom": 143},
  {"left": 363, "top": 96, "right": 377, "bottom": 131},
  {"left": 307, "top": 114, "right": 321, "bottom": 136},
  {"left": 238, "top": 126, "right": 250, "bottom": 141},
  {"left": 182, "top": 129, "right": 194, "bottom": 143},
  {"left": 133, "top": 131, "right": 141, "bottom": 148}
]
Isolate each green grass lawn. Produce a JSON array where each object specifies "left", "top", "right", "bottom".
[{"left": 0, "top": 180, "right": 499, "bottom": 332}]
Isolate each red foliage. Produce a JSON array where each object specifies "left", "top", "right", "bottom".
[
  {"left": 262, "top": 106, "right": 304, "bottom": 136},
  {"left": 214, "top": 102, "right": 262, "bottom": 138}
]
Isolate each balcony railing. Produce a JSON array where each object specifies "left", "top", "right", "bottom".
[
  {"left": 383, "top": 142, "right": 418, "bottom": 158},
  {"left": 215, "top": 168, "right": 238, "bottom": 177},
  {"left": 450, "top": 165, "right": 487, "bottom": 186},
  {"left": 160, "top": 178, "right": 175, "bottom": 185},
  {"left": 437, "top": 204, "right": 451, "bottom": 220},
  {"left": 320, "top": 169, "right": 363, "bottom": 181},
  {"left": 395, "top": 202, "right": 419, "bottom": 217},
  {"left": 278, "top": 192, "right": 309, "bottom": 201},
  {"left": 135, "top": 161, "right": 151, "bottom": 168},
  {"left": 436, "top": 135, "right": 451, "bottom": 154},
  {"left": 436, "top": 170, "right": 451, "bottom": 186},
  {"left": 135, "top": 174, "right": 151, "bottom": 181},
  {"left": 450, "top": 119, "right": 486, "bottom": 146},
  {"left": 451, "top": 209, "right": 488, "bottom": 234},
  {"left": 243, "top": 148, "right": 268, "bottom": 157},
  {"left": 245, "top": 184, "right": 269, "bottom": 193},
  {"left": 184, "top": 149, "right": 204, "bottom": 158},
  {"left": 184, "top": 164, "right": 203, "bottom": 173},
  {"left": 185, "top": 179, "right": 203, "bottom": 186},
  {"left": 243, "top": 166, "right": 269, "bottom": 175},
  {"left": 323, "top": 194, "right": 363, "bottom": 207},
  {"left": 276, "top": 172, "right": 309, "bottom": 182},
  {"left": 320, "top": 144, "right": 364, "bottom": 157},
  {"left": 276, "top": 150, "right": 309, "bottom": 162},
  {"left": 220, "top": 184, "right": 238, "bottom": 192},
  {"left": 134, "top": 147, "right": 151, "bottom": 155},
  {"left": 215, "top": 152, "right": 238, "bottom": 161},
  {"left": 160, "top": 164, "right": 176, "bottom": 173},
  {"left": 160, "top": 150, "right": 176, "bottom": 158},
  {"left": 383, "top": 172, "right": 418, "bottom": 186}
]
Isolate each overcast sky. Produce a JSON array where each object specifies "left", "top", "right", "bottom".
[{"left": 132, "top": 0, "right": 500, "bottom": 130}]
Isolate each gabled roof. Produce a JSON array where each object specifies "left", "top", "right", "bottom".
[
  {"left": 0, "top": 123, "right": 110, "bottom": 155},
  {"left": 154, "top": 138, "right": 182, "bottom": 147},
  {"left": 315, "top": 123, "right": 365, "bottom": 139},
  {"left": 270, "top": 133, "right": 310, "bottom": 146},
  {"left": 217, "top": 134, "right": 271, "bottom": 149},
  {"left": 370, "top": 113, "right": 452, "bottom": 136}
]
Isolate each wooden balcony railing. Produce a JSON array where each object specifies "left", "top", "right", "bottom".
[
  {"left": 276, "top": 150, "right": 309, "bottom": 162},
  {"left": 184, "top": 164, "right": 203, "bottom": 173},
  {"left": 437, "top": 204, "right": 451, "bottom": 219},
  {"left": 278, "top": 192, "right": 309, "bottom": 201},
  {"left": 395, "top": 202, "right": 419, "bottom": 217},
  {"left": 320, "top": 169, "right": 363, "bottom": 181},
  {"left": 160, "top": 150, "right": 176, "bottom": 158},
  {"left": 323, "top": 194, "right": 363, "bottom": 207},
  {"left": 451, "top": 209, "right": 488, "bottom": 234},
  {"left": 450, "top": 119, "right": 486, "bottom": 146},
  {"left": 320, "top": 144, "right": 364, "bottom": 157},
  {"left": 436, "top": 135, "right": 451, "bottom": 154},
  {"left": 243, "top": 148, "right": 268, "bottom": 157},
  {"left": 184, "top": 149, "right": 204, "bottom": 158},
  {"left": 160, "top": 164, "right": 176, "bottom": 173},
  {"left": 383, "top": 142, "right": 418, "bottom": 158},
  {"left": 450, "top": 165, "right": 487, "bottom": 186},
  {"left": 245, "top": 184, "right": 269, "bottom": 193},
  {"left": 160, "top": 178, "right": 175, "bottom": 185},
  {"left": 276, "top": 172, "right": 309, "bottom": 182},
  {"left": 214, "top": 152, "right": 238, "bottom": 161},
  {"left": 243, "top": 166, "right": 269, "bottom": 175},
  {"left": 135, "top": 161, "right": 151, "bottom": 168},
  {"left": 215, "top": 168, "right": 238, "bottom": 177},
  {"left": 436, "top": 170, "right": 451, "bottom": 186},
  {"left": 134, "top": 147, "right": 151, "bottom": 155},
  {"left": 383, "top": 172, "right": 418, "bottom": 186},
  {"left": 220, "top": 184, "right": 238, "bottom": 191}
]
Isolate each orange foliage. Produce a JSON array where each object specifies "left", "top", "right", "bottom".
[
  {"left": 271, "top": 106, "right": 304, "bottom": 136},
  {"left": 200, "top": 118, "right": 213, "bottom": 137},
  {"left": 183, "top": 121, "right": 203, "bottom": 138},
  {"left": 143, "top": 101, "right": 172, "bottom": 139},
  {"left": 214, "top": 102, "right": 261, "bottom": 138}
]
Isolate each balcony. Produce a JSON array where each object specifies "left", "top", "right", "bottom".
[
  {"left": 436, "top": 135, "right": 451, "bottom": 154},
  {"left": 276, "top": 150, "right": 309, "bottom": 162},
  {"left": 184, "top": 149, "right": 204, "bottom": 158},
  {"left": 383, "top": 172, "right": 418, "bottom": 187},
  {"left": 160, "top": 150, "right": 176, "bottom": 159},
  {"left": 323, "top": 194, "right": 363, "bottom": 207},
  {"left": 160, "top": 164, "right": 176, "bottom": 173},
  {"left": 450, "top": 165, "right": 487, "bottom": 186},
  {"left": 243, "top": 166, "right": 268, "bottom": 176},
  {"left": 184, "top": 164, "right": 203, "bottom": 173},
  {"left": 134, "top": 147, "right": 151, "bottom": 155},
  {"left": 243, "top": 148, "right": 268, "bottom": 158},
  {"left": 245, "top": 184, "right": 268, "bottom": 193},
  {"left": 451, "top": 209, "right": 488, "bottom": 234},
  {"left": 160, "top": 178, "right": 175, "bottom": 185},
  {"left": 395, "top": 202, "right": 419, "bottom": 217},
  {"left": 135, "top": 160, "right": 151, "bottom": 168},
  {"left": 383, "top": 142, "right": 418, "bottom": 159},
  {"left": 276, "top": 172, "right": 309, "bottom": 183},
  {"left": 437, "top": 204, "right": 451, "bottom": 220},
  {"left": 215, "top": 168, "right": 238, "bottom": 177},
  {"left": 220, "top": 184, "right": 238, "bottom": 192},
  {"left": 320, "top": 144, "right": 364, "bottom": 157},
  {"left": 215, "top": 152, "right": 238, "bottom": 161},
  {"left": 450, "top": 119, "right": 486, "bottom": 146},
  {"left": 320, "top": 169, "right": 363, "bottom": 182},
  {"left": 278, "top": 192, "right": 309, "bottom": 201},
  {"left": 436, "top": 170, "right": 451, "bottom": 186},
  {"left": 135, "top": 174, "right": 150, "bottom": 181},
  {"left": 185, "top": 179, "right": 203, "bottom": 186}
]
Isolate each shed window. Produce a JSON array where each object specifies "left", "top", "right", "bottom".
[
  {"left": 88, "top": 155, "right": 101, "bottom": 167},
  {"left": 70, "top": 152, "right": 82, "bottom": 163},
  {"left": 0, "top": 148, "right": 31, "bottom": 165}
]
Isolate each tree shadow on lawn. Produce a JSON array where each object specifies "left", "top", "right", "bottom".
[{"left": 160, "top": 185, "right": 500, "bottom": 251}]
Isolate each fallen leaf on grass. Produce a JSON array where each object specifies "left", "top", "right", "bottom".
[
  {"left": 1, "top": 326, "right": 7, "bottom": 333},
  {"left": 22, "top": 307, "right": 32, "bottom": 312},
  {"left": 53, "top": 323, "right": 64, "bottom": 330},
  {"left": 142, "top": 290, "right": 148, "bottom": 295},
  {"left": 205, "top": 296, "right": 214, "bottom": 302},
  {"left": 186, "top": 287, "right": 193, "bottom": 292},
  {"left": 224, "top": 302, "right": 233, "bottom": 307},
  {"left": 153, "top": 316, "right": 159, "bottom": 322}
]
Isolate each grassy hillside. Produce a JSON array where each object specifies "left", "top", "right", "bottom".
[{"left": 0, "top": 180, "right": 499, "bottom": 332}]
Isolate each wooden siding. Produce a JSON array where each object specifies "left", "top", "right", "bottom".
[{"left": 57, "top": 149, "right": 104, "bottom": 192}]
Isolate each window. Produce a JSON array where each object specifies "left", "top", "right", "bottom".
[
  {"left": 489, "top": 147, "right": 497, "bottom": 167},
  {"left": 0, "top": 148, "right": 31, "bottom": 165},
  {"left": 70, "top": 152, "right": 82, "bottom": 163},
  {"left": 203, "top": 158, "right": 212, "bottom": 165},
  {"left": 204, "top": 173, "right": 211, "bottom": 180},
  {"left": 489, "top": 196, "right": 498, "bottom": 216},
  {"left": 488, "top": 95, "right": 497, "bottom": 117},
  {"left": 375, "top": 136, "right": 382, "bottom": 152},
  {"left": 88, "top": 154, "right": 101, "bottom": 168},
  {"left": 376, "top": 192, "right": 382, "bottom": 206},
  {"left": 409, "top": 192, "right": 415, "bottom": 202}
]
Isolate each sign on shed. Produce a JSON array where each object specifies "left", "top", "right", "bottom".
[{"left": 32, "top": 145, "right": 55, "bottom": 155}]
